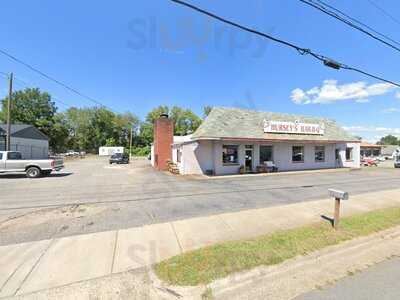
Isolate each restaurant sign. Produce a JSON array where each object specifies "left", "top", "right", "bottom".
[{"left": 263, "top": 119, "right": 324, "bottom": 135}]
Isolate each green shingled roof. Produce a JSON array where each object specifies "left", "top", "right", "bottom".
[{"left": 192, "top": 107, "right": 358, "bottom": 142}]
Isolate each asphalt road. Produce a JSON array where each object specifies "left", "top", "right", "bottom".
[
  {"left": 1, "top": 156, "right": 399, "bottom": 245},
  {"left": 295, "top": 258, "right": 400, "bottom": 300}
]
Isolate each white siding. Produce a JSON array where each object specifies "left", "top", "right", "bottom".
[
  {"left": 176, "top": 140, "right": 361, "bottom": 175},
  {"left": 336, "top": 142, "right": 361, "bottom": 169},
  {"left": 272, "top": 142, "right": 337, "bottom": 171},
  {"left": 150, "top": 145, "right": 155, "bottom": 167},
  {"left": 99, "top": 147, "right": 124, "bottom": 156},
  {"left": 177, "top": 140, "right": 214, "bottom": 175}
]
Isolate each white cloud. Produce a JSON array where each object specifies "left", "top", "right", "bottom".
[
  {"left": 381, "top": 107, "right": 400, "bottom": 114},
  {"left": 343, "top": 125, "right": 400, "bottom": 143},
  {"left": 396, "top": 92, "right": 400, "bottom": 99},
  {"left": 355, "top": 99, "right": 370, "bottom": 103},
  {"left": 291, "top": 80, "right": 397, "bottom": 105}
]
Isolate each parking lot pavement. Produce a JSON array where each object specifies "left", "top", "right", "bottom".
[{"left": 1, "top": 156, "right": 400, "bottom": 245}]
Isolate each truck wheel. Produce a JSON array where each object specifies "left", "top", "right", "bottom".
[{"left": 26, "top": 167, "right": 41, "bottom": 178}]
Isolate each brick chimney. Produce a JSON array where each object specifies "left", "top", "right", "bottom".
[{"left": 154, "top": 114, "right": 173, "bottom": 171}]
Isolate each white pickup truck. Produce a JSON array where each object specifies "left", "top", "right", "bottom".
[{"left": 0, "top": 151, "right": 64, "bottom": 178}]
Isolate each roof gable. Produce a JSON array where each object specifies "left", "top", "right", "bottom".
[
  {"left": 192, "top": 107, "right": 358, "bottom": 142},
  {"left": 0, "top": 124, "right": 48, "bottom": 140}
]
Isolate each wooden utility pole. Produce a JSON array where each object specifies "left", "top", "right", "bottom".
[
  {"left": 129, "top": 125, "right": 133, "bottom": 159},
  {"left": 6, "top": 73, "right": 13, "bottom": 151}
]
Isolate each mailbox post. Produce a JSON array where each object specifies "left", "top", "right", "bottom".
[{"left": 328, "top": 189, "right": 349, "bottom": 230}]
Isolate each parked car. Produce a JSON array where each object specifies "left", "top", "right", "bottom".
[
  {"left": 361, "top": 157, "right": 378, "bottom": 167},
  {"left": 375, "top": 156, "right": 386, "bottom": 162},
  {"left": 0, "top": 151, "right": 64, "bottom": 178},
  {"left": 395, "top": 155, "right": 400, "bottom": 168},
  {"left": 65, "top": 150, "right": 80, "bottom": 157},
  {"left": 109, "top": 153, "right": 129, "bottom": 164}
]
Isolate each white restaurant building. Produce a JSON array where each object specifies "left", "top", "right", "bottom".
[{"left": 153, "top": 107, "right": 361, "bottom": 175}]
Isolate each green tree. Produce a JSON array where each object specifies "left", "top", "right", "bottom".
[
  {"left": 170, "top": 106, "right": 202, "bottom": 136},
  {"left": 50, "top": 113, "right": 70, "bottom": 153},
  {"left": 64, "top": 107, "right": 140, "bottom": 153},
  {"left": 0, "top": 88, "right": 69, "bottom": 152},
  {"left": 377, "top": 135, "right": 399, "bottom": 145},
  {"left": 141, "top": 105, "right": 202, "bottom": 138},
  {"left": 203, "top": 106, "right": 212, "bottom": 118}
]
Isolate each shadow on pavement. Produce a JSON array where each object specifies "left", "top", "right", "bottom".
[
  {"left": 321, "top": 214, "right": 334, "bottom": 227},
  {"left": 0, "top": 172, "right": 73, "bottom": 179}
]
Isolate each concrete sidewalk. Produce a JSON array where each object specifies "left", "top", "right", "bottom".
[{"left": 1, "top": 189, "right": 400, "bottom": 298}]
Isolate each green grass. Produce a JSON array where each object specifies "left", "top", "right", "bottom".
[{"left": 155, "top": 207, "right": 400, "bottom": 286}]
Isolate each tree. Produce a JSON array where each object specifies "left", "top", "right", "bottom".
[
  {"left": 203, "top": 106, "right": 212, "bottom": 118},
  {"left": 133, "top": 105, "right": 202, "bottom": 155},
  {"left": 50, "top": 113, "right": 70, "bottom": 153},
  {"left": 377, "top": 135, "right": 399, "bottom": 145},
  {"left": 0, "top": 88, "right": 69, "bottom": 152},
  {"left": 170, "top": 106, "right": 202, "bottom": 136},
  {"left": 145, "top": 105, "right": 169, "bottom": 123},
  {"left": 354, "top": 136, "right": 363, "bottom": 141}
]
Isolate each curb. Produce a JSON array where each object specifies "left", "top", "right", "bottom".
[
  {"left": 184, "top": 167, "right": 356, "bottom": 180},
  {"left": 151, "top": 225, "right": 400, "bottom": 300}
]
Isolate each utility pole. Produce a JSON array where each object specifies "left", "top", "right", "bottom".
[
  {"left": 6, "top": 73, "right": 13, "bottom": 151},
  {"left": 129, "top": 125, "right": 133, "bottom": 160}
]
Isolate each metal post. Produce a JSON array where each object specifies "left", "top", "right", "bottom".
[
  {"left": 334, "top": 197, "right": 341, "bottom": 230},
  {"left": 6, "top": 73, "right": 13, "bottom": 151}
]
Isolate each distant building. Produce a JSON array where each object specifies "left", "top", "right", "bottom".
[
  {"left": 0, "top": 124, "right": 49, "bottom": 159},
  {"left": 152, "top": 107, "right": 361, "bottom": 175},
  {"left": 360, "top": 142, "right": 382, "bottom": 157},
  {"left": 381, "top": 145, "right": 400, "bottom": 159},
  {"left": 98, "top": 146, "right": 124, "bottom": 156}
]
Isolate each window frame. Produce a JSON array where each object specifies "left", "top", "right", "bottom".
[
  {"left": 176, "top": 148, "right": 182, "bottom": 163},
  {"left": 259, "top": 145, "right": 274, "bottom": 165},
  {"left": 292, "top": 145, "right": 305, "bottom": 163},
  {"left": 346, "top": 147, "right": 354, "bottom": 161},
  {"left": 222, "top": 144, "right": 239, "bottom": 165},
  {"left": 7, "top": 152, "right": 22, "bottom": 160},
  {"left": 314, "top": 145, "right": 326, "bottom": 163}
]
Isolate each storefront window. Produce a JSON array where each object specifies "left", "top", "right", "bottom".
[
  {"left": 315, "top": 146, "right": 325, "bottom": 162},
  {"left": 346, "top": 147, "right": 353, "bottom": 161},
  {"left": 222, "top": 145, "right": 239, "bottom": 164},
  {"left": 292, "top": 146, "right": 304, "bottom": 162},
  {"left": 259, "top": 145, "right": 273, "bottom": 164}
]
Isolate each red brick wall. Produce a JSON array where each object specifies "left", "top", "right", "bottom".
[{"left": 154, "top": 116, "right": 173, "bottom": 171}]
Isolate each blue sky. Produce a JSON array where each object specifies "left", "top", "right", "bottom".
[{"left": 1, "top": 0, "right": 400, "bottom": 141}]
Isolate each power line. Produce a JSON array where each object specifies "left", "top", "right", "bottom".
[
  {"left": 12, "top": 76, "right": 73, "bottom": 109},
  {"left": 169, "top": 0, "right": 400, "bottom": 88},
  {"left": 0, "top": 49, "right": 118, "bottom": 112},
  {"left": 0, "top": 71, "right": 72, "bottom": 109},
  {"left": 367, "top": 0, "right": 400, "bottom": 26},
  {"left": 312, "top": 0, "right": 400, "bottom": 48},
  {"left": 300, "top": 0, "right": 400, "bottom": 53}
]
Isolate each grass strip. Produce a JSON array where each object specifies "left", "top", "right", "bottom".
[{"left": 155, "top": 207, "right": 400, "bottom": 286}]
